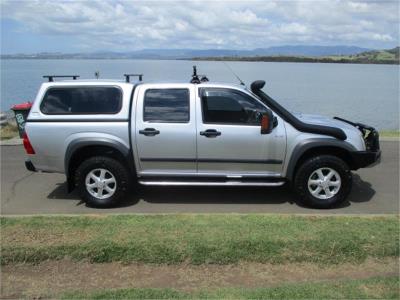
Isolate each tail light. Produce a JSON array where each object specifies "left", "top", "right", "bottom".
[{"left": 22, "top": 132, "right": 35, "bottom": 154}]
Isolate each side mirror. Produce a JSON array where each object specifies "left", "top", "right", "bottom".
[{"left": 261, "top": 110, "right": 274, "bottom": 134}]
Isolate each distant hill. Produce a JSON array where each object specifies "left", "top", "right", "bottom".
[
  {"left": 1, "top": 45, "right": 372, "bottom": 59},
  {"left": 251, "top": 45, "right": 371, "bottom": 56},
  {"left": 345, "top": 47, "right": 399, "bottom": 62},
  {"left": 191, "top": 47, "right": 399, "bottom": 65}
]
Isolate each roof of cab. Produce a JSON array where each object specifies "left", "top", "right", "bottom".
[
  {"left": 197, "top": 81, "right": 247, "bottom": 90},
  {"left": 136, "top": 81, "right": 248, "bottom": 90}
]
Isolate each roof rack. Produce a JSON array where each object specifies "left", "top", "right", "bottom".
[
  {"left": 43, "top": 75, "right": 80, "bottom": 82},
  {"left": 190, "top": 66, "right": 209, "bottom": 84},
  {"left": 124, "top": 74, "right": 143, "bottom": 83}
]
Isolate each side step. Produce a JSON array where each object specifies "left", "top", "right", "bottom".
[{"left": 138, "top": 179, "right": 286, "bottom": 187}]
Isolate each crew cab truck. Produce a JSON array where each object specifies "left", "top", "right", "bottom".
[{"left": 23, "top": 71, "right": 381, "bottom": 208}]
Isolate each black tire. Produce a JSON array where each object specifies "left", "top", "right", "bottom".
[
  {"left": 294, "top": 155, "right": 352, "bottom": 209},
  {"left": 75, "top": 156, "right": 130, "bottom": 208}
]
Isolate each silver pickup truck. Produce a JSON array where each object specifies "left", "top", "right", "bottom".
[{"left": 23, "top": 69, "right": 381, "bottom": 208}]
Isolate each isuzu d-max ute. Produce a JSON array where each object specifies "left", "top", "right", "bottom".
[{"left": 23, "top": 69, "right": 381, "bottom": 208}]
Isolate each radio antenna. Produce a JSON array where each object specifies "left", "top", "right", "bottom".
[{"left": 223, "top": 62, "right": 245, "bottom": 86}]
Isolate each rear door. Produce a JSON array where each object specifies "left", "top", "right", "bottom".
[
  {"left": 196, "top": 87, "right": 286, "bottom": 176},
  {"left": 135, "top": 84, "right": 197, "bottom": 175}
]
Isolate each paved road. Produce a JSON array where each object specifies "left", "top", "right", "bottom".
[{"left": 1, "top": 142, "right": 399, "bottom": 215}]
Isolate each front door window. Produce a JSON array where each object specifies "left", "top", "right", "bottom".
[{"left": 201, "top": 88, "right": 267, "bottom": 125}]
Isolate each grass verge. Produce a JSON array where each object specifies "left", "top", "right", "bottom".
[
  {"left": 62, "top": 276, "right": 399, "bottom": 299},
  {"left": 380, "top": 130, "right": 400, "bottom": 138},
  {"left": 1, "top": 215, "right": 398, "bottom": 265}
]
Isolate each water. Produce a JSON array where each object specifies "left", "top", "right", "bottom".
[{"left": 1, "top": 59, "right": 399, "bottom": 130}]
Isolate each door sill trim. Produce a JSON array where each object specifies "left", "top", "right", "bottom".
[
  {"left": 138, "top": 172, "right": 282, "bottom": 178},
  {"left": 138, "top": 180, "right": 285, "bottom": 187}
]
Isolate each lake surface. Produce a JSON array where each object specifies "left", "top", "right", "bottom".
[{"left": 1, "top": 59, "right": 398, "bottom": 129}]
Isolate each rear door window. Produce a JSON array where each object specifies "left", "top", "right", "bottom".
[
  {"left": 143, "top": 89, "right": 189, "bottom": 123},
  {"left": 40, "top": 86, "right": 122, "bottom": 114}
]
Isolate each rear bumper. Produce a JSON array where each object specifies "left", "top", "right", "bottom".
[
  {"left": 350, "top": 150, "right": 381, "bottom": 169},
  {"left": 25, "top": 159, "right": 37, "bottom": 172}
]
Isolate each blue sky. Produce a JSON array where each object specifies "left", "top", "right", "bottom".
[{"left": 1, "top": 0, "right": 399, "bottom": 54}]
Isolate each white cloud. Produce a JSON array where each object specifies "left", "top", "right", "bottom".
[
  {"left": 279, "top": 22, "right": 308, "bottom": 35},
  {"left": 1, "top": 0, "right": 398, "bottom": 51},
  {"left": 371, "top": 33, "right": 394, "bottom": 42}
]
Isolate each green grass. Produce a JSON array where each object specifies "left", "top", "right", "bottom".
[
  {"left": 379, "top": 130, "right": 400, "bottom": 138},
  {"left": 62, "top": 276, "right": 399, "bottom": 299},
  {"left": 1, "top": 215, "right": 398, "bottom": 265}
]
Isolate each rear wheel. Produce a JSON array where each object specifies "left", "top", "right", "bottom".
[
  {"left": 294, "top": 155, "right": 352, "bottom": 208},
  {"left": 75, "top": 156, "right": 130, "bottom": 208}
]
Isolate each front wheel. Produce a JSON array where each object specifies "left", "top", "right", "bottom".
[
  {"left": 294, "top": 155, "right": 352, "bottom": 209},
  {"left": 75, "top": 156, "right": 130, "bottom": 208}
]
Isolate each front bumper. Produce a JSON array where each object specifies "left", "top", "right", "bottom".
[
  {"left": 334, "top": 116, "right": 381, "bottom": 169},
  {"left": 350, "top": 150, "right": 381, "bottom": 169}
]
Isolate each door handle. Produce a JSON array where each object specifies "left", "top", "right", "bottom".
[
  {"left": 200, "top": 129, "right": 221, "bottom": 138},
  {"left": 139, "top": 128, "right": 160, "bottom": 136}
]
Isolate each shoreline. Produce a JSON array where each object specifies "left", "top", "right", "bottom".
[
  {"left": 189, "top": 56, "right": 399, "bottom": 65},
  {"left": 1, "top": 57, "right": 399, "bottom": 65}
]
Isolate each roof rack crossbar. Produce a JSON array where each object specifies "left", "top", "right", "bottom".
[
  {"left": 124, "top": 74, "right": 143, "bottom": 83},
  {"left": 43, "top": 75, "right": 80, "bottom": 82}
]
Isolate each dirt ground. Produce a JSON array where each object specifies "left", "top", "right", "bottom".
[{"left": 1, "top": 258, "right": 398, "bottom": 298}]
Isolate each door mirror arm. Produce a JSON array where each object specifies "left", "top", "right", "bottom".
[{"left": 273, "top": 116, "right": 278, "bottom": 128}]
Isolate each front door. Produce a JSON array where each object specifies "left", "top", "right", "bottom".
[
  {"left": 135, "top": 85, "right": 197, "bottom": 175},
  {"left": 196, "top": 87, "right": 286, "bottom": 177}
]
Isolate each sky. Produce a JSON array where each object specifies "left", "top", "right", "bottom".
[{"left": 1, "top": 0, "right": 399, "bottom": 54}]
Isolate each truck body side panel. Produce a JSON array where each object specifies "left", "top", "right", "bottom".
[{"left": 26, "top": 122, "right": 130, "bottom": 173}]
